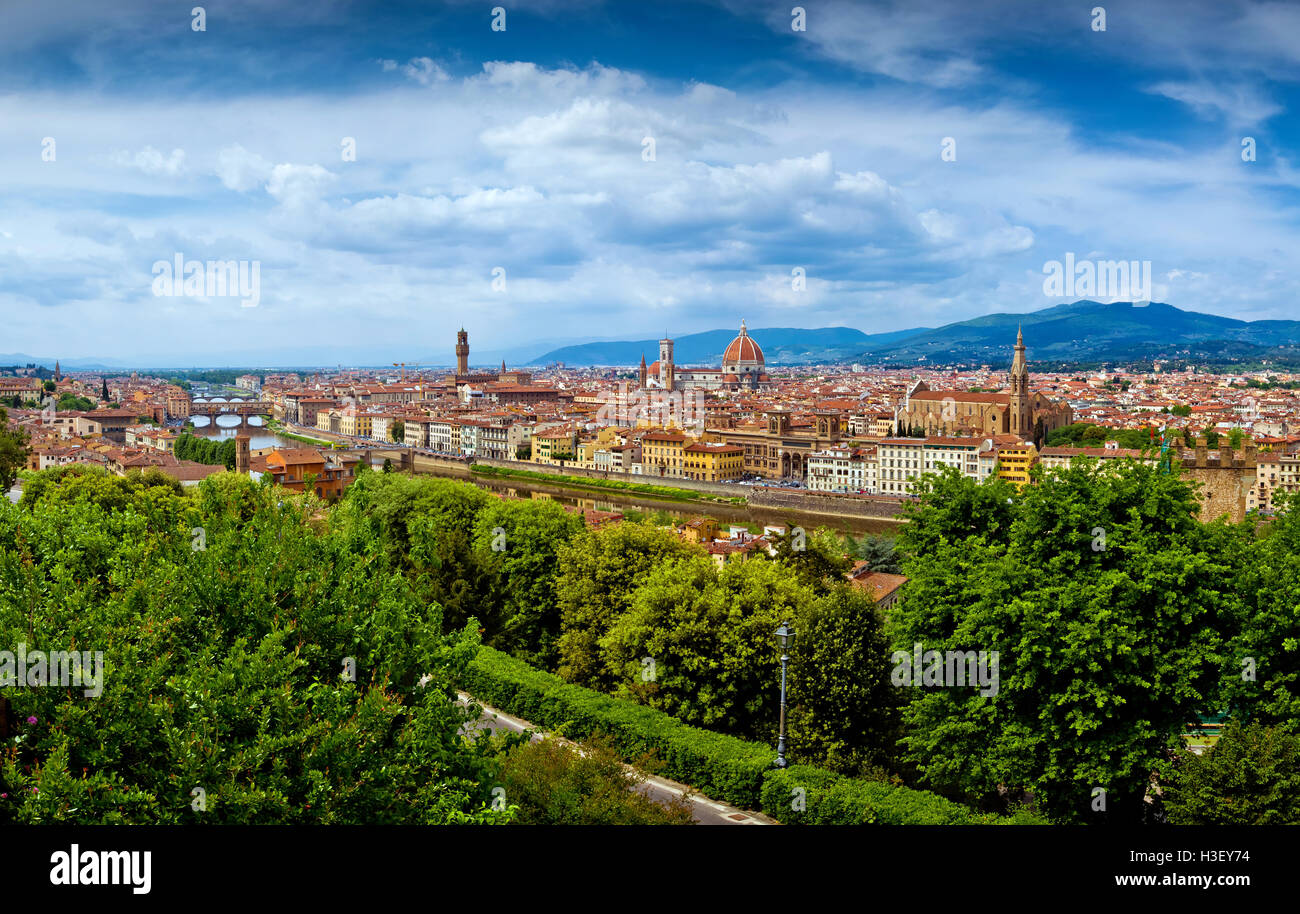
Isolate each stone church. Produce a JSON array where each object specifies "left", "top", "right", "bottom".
[{"left": 899, "top": 328, "right": 1073, "bottom": 444}]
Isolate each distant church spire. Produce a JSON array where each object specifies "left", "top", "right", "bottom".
[{"left": 1009, "top": 327, "right": 1030, "bottom": 437}]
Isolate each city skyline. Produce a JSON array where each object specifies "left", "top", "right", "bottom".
[{"left": 4, "top": 0, "right": 1300, "bottom": 363}]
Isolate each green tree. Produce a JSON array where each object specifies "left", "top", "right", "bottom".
[
  {"left": 786, "top": 583, "right": 902, "bottom": 773},
  {"left": 0, "top": 469, "right": 507, "bottom": 824},
  {"left": 391, "top": 420, "right": 405, "bottom": 443},
  {"left": 334, "top": 473, "right": 498, "bottom": 639},
  {"left": 846, "top": 533, "right": 901, "bottom": 574},
  {"left": 765, "top": 526, "right": 852, "bottom": 593},
  {"left": 599, "top": 555, "right": 814, "bottom": 739},
  {"left": 1163, "top": 720, "right": 1300, "bottom": 825},
  {"left": 56, "top": 393, "right": 95, "bottom": 412},
  {"left": 1219, "top": 489, "right": 1300, "bottom": 723},
  {"left": 890, "top": 459, "right": 1236, "bottom": 823},
  {"left": 554, "top": 522, "right": 700, "bottom": 690},
  {"left": 0, "top": 406, "right": 29, "bottom": 493},
  {"left": 470, "top": 498, "right": 585, "bottom": 665}
]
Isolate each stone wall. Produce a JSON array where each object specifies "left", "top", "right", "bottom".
[
  {"left": 471, "top": 457, "right": 741, "bottom": 498},
  {"left": 368, "top": 452, "right": 908, "bottom": 520},
  {"left": 1176, "top": 444, "right": 1256, "bottom": 523},
  {"left": 749, "top": 487, "right": 907, "bottom": 521}
]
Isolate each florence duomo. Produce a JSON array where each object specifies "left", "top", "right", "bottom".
[{"left": 639, "top": 320, "right": 769, "bottom": 392}]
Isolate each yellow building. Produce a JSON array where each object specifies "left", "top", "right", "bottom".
[
  {"left": 575, "top": 426, "right": 624, "bottom": 468},
  {"left": 683, "top": 442, "right": 744, "bottom": 481},
  {"left": 531, "top": 427, "right": 579, "bottom": 465},
  {"left": 682, "top": 516, "right": 719, "bottom": 544},
  {"left": 996, "top": 442, "right": 1038, "bottom": 486},
  {"left": 641, "top": 430, "right": 690, "bottom": 478},
  {"left": 338, "top": 411, "right": 372, "bottom": 438}
]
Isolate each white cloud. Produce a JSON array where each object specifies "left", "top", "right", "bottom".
[
  {"left": 3, "top": 46, "right": 1300, "bottom": 362},
  {"left": 399, "top": 57, "right": 450, "bottom": 86},
  {"left": 1147, "top": 80, "right": 1283, "bottom": 126},
  {"left": 216, "top": 144, "right": 273, "bottom": 192}
]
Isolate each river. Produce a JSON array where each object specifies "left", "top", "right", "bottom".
[
  {"left": 464, "top": 474, "right": 900, "bottom": 538},
  {"left": 185, "top": 415, "right": 301, "bottom": 450}
]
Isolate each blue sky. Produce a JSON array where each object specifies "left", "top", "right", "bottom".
[{"left": 2, "top": 0, "right": 1299, "bottom": 366}]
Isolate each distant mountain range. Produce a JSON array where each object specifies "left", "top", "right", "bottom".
[
  {"left": 528, "top": 327, "right": 929, "bottom": 366},
  {"left": 0, "top": 353, "right": 133, "bottom": 371},
  {"left": 529, "top": 301, "right": 1300, "bottom": 369},
  {"left": 859, "top": 301, "right": 1300, "bottom": 366}
]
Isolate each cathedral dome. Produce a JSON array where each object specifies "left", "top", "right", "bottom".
[{"left": 722, "top": 320, "right": 764, "bottom": 368}]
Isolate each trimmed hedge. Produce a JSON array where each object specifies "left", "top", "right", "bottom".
[
  {"left": 761, "top": 767, "right": 1047, "bottom": 825},
  {"left": 462, "top": 646, "right": 775, "bottom": 808},
  {"left": 463, "top": 647, "right": 1050, "bottom": 823}
]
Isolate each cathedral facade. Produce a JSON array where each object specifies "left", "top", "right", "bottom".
[{"left": 898, "top": 328, "right": 1073, "bottom": 444}]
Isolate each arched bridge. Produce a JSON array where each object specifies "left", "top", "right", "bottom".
[{"left": 189, "top": 398, "right": 272, "bottom": 424}]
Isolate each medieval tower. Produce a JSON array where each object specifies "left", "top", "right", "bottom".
[{"left": 455, "top": 328, "right": 469, "bottom": 376}]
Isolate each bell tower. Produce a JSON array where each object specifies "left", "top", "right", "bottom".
[
  {"left": 658, "top": 336, "right": 675, "bottom": 392},
  {"left": 455, "top": 328, "right": 469, "bottom": 376},
  {"left": 1009, "top": 326, "right": 1031, "bottom": 436}
]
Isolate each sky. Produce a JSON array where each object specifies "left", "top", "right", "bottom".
[{"left": 2, "top": 0, "right": 1299, "bottom": 367}]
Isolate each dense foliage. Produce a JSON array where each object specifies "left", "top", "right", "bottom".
[
  {"left": 467, "top": 645, "right": 1044, "bottom": 823},
  {"left": 0, "top": 467, "right": 506, "bottom": 823},
  {"left": 174, "top": 432, "right": 237, "bottom": 468},
  {"left": 462, "top": 645, "right": 774, "bottom": 808},
  {"left": 0, "top": 406, "right": 29, "bottom": 493},
  {"left": 5, "top": 453, "right": 1298, "bottom": 825},
  {"left": 1162, "top": 721, "right": 1300, "bottom": 825},
  {"left": 1043, "top": 422, "right": 1159, "bottom": 450},
  {"left": 893, "top": 461, "right": 1246, "bottom": 823},
  {"left": 493, "top": 733, "right": 694, "bottom": 825}
]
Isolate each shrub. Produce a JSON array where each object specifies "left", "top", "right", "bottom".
[
  {"left": 1163, "top": 720, "right": 1300, "bottom": 825},
  {"left": 493, "top": 733, "right": 694, "bottom": 825},
  {"left": 463, "top": 646, "right": 774, "bottom": 808},
  {"left": 463, "top": 646, "right": 1049, "bottom": 822},
  {"left": 761, "top": 766, "right": 1049, "bottom": 825}
]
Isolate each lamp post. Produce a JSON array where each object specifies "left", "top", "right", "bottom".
[{"left": 774, "top": 621, "right": 794, "bottom": 768}]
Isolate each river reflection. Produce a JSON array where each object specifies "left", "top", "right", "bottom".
[
  {"left": 185, "top": 415, "right": 298, "bottom": 450},
  {"left": 467, "top": 477, "right": 899, "bottom": 537}
]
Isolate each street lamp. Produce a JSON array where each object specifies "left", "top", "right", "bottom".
[{"left": 774, "top": 621, "right": 795, "bottom": 769}]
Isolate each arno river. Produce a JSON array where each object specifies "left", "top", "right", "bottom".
[
  {"left": 185, "top": 415, "right": 300, "bottom": 449},
  {"left": 184, "top": 416, "right": 898, "bottom": 537}
]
